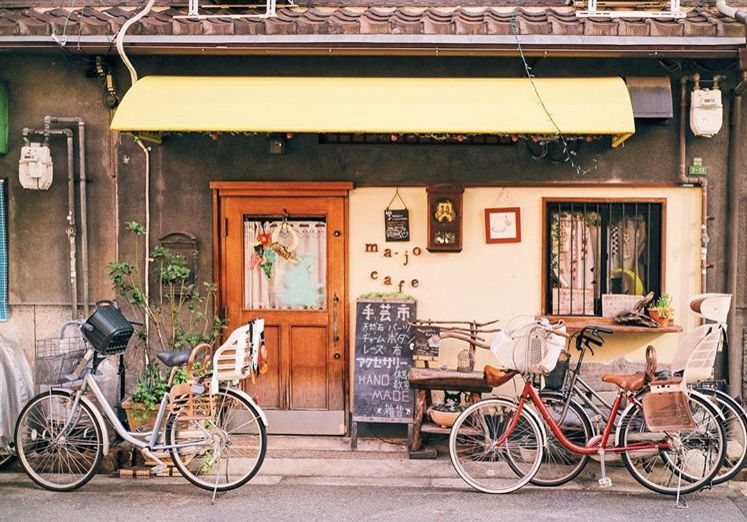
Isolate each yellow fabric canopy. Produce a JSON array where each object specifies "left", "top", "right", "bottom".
[{"left": 111, "top": 76, "right": 635, "bottom": 147}]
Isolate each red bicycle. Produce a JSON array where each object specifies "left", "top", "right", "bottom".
[{"left": 448, "top": 318, "right": 726, "bottom": 496}]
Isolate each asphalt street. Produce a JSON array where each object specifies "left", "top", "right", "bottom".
[{"left": 1, "top": 475, "right": 746, "bottom": 522}]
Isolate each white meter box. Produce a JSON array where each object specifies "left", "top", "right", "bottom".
[
  {"left": 19, "top": 142, "right": 53, "bottom": 190},
  {"left": 690, "top": 88, "right": 723, "bottom": 138}
]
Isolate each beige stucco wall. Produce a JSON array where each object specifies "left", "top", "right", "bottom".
[{"left": 349, "top": 185, "right": 703, "bottom": 378}]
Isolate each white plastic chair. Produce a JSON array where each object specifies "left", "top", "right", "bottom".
[
  {"left": 209, "top": 318, "right": 265, "bottom": 394},
  {"left": 668, "top": 293, "right": 731, "bottom": 385}
]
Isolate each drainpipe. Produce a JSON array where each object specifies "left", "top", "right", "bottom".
[
  {"left": 116, "top": 0, "right": 156, "bottom": 86},
  {"left": 45, "top": 116, "right": 89, "bottom": 317},
  {"left": 727, "top": 71, "right": 745, "bottom": 398},
  {"left": 678, "top": 75, "right": 711, "bottom": 295},
  {"left": 134, "top": 137, "right": 151, "bottom": 357},
  {"left": 716, "top": 0, "right": 747, "bottom": 23},
  {"left": 717, "top": 0, "right": 746, "bottom": 398},
  {"left": 23, "top": 127, "right": 78, "bottom": 320}
]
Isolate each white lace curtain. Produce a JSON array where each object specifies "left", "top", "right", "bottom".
[{"left": 244, "top": 220, "right": 327, "bottom": 310}]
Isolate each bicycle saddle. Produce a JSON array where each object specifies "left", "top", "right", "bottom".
[
  {"left": 602, "top": 373, "right": 646, "bottom": 392},
  {"left": 483, "top": 366, "right": 518, "bottom": 387},
  {"left": 157, "top": 350, "right": 192, "bottom": 368}
]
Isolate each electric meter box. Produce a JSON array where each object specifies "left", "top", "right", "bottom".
[
  {"left": 0, "top": 81, "right": 7, "bottom": 155},
  {"left": 690, "top": 88, "right": 723, "bottom": 138},
  {"left": 19, "top": 143, "right": 53, "bottom": 190}
]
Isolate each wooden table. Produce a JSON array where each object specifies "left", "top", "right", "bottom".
[{"left": 407, "top": 368, "right": 492, "bottom": 458}]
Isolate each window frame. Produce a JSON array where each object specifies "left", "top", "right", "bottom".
[{"left": 540, "top": 197, "right": 667, "bottom": 318}]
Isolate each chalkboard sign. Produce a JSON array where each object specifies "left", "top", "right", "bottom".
[
  {"left": 353, "top": 298, "right": 417, "bottom": 423},
  {"left": 413, "top": 325, "right": 440, "bottom": 361},
  {"left": 384, "top": 209, "right": 410, "bottom": 242}
]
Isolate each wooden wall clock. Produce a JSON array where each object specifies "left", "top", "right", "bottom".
[{"left": 426, "top": 184, "right": 464, "bottom": 252}]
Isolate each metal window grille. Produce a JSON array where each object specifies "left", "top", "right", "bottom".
[{"left": 545, "top": 201, "right": 663, "bottom": 316}]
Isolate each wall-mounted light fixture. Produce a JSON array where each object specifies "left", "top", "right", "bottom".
[{"left": 268, "top": 134, "right": 287, "bottom": 155}]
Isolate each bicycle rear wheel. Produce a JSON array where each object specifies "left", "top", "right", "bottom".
[
  {"left": 166, "top": 387, "right": 267, "bottom": 492},
  {"left": 15, "top": 390, "right": 103, "bottom": 491},
  {"left": 531, "top": 393, "right": 592, "bottom": 486},
  {"left": 449, "top": 398, "right": 544, "bottom": 494},
  {"left": 619, "top": 393, "right": 725, "bottom": 496},
  {"left": 697, "top": 388, "right": 747, "bottom": 485}
]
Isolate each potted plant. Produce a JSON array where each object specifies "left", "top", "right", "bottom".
[
  {"left": 109, "top": 222, "right": 226, "bottom": 430},
  {"left": 648, "top": 293, "right": 674, "bottom": 327},
  {"left": 428, "top": 391, "right": 465, "bottom": 429}
]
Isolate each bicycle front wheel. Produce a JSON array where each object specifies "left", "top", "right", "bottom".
[
  {"left": 619, "top": 393, "right": 725, "bottom": 496},
  {"left": 449, "top": 398, "right": 544, "bottom": 494},
  {"left": 531, "top": 393, "right": 592, "bottom": 487},
  {"left": 166, "top": 387, "right": 267, "bottom": 492},
  {"left": 15, "top": 390, "right": 103, "bottom": 492}
]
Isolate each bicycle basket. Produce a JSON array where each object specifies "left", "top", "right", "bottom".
[
  {"left": 544, "top": 350, "right": 571, "bottom": 391},
  {"left": 491, "top": 317, "right": 566, "bottom": 375},
  {"left": 34, "top": 335, "right": 86, "bottom": 387}
]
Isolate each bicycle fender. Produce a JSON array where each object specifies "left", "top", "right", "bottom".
[
  {"left": 491, "top": 394, "right": 548, "bottom": 449},
  {"left": 689, "top": 389, "right": 725, "bottom": 422},
  {"left": 46, "top": 388, "right": 110, "bottom": 456},
  {"left": 224, "top": 387, "right": 269, "bottom": 427}
]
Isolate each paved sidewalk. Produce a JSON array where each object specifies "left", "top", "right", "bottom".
[{"left": 2, "top": 436, "right": 746, "bottom": 521}]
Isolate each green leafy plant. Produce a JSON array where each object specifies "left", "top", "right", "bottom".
[
  {"left": 129, "top": 363, "right": 188, "bottom": 421},
  {"left": 108, "top": 222, "right": 227, "bottom": 356},
  {"left": 108, "top": 222, "right": 227, "bottom": 409},
  {"left": 649, "top": 292, "right": 674, "bottom": 320}
]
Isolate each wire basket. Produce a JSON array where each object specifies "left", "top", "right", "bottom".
[
  {"left": 543, "top": 350, "right": 571, "bottom": 391},
  {"left": 34, "top": 336, "right": 87, "bottom": 387}
]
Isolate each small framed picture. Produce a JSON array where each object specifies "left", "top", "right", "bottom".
[{"left": 485, "top": 207, "right": 521, "bottom": 244}]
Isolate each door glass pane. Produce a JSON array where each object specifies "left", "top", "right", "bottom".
[{"left": 243, "top": 216, "right": 327, "bottom": 310}]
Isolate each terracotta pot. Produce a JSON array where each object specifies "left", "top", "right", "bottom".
[
  {"left": 121, "top": 398, "right": 159, "bottom": 432},
  {"left": 428, "top": 408, "right": 461, "bottom": 429},
  {"left": 648, "top": 309, "right": 671, "bottom": 327}
]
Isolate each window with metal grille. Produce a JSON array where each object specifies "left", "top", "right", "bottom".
[{"left": 543, "top": 199, "right": 664, "bottom": 317}]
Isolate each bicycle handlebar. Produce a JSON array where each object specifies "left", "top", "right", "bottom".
[{"left": 574, "top": 325, "right": 613, "bottom": 352}]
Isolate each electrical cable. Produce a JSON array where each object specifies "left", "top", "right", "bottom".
[{"left": 509, "top": 4, "right": 599, "bottom": 175}]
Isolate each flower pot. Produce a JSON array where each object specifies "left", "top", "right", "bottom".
[
  {"left": 648, "top": 309, "right": 671, "bottom": 327},
  {"left": 121, "top": 398, "right": 159, "bottom": 432},
  {"left": 428, "top": 408, "right": 460, "bottom": 429}
]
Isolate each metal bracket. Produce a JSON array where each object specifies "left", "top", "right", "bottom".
[
  {"left": 175, "top": 0, "right": 280, "bottom": 20},
  {"left": 577, "top": 0, "right": 686, "bottom": 19}
]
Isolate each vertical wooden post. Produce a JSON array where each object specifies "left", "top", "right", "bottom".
[{"left": 409, "top": 389, "right": 427, "bottom": 452}]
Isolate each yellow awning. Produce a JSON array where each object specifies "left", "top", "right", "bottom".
[{"left": 111, "top": 76, "right": 635, "bottom": 147}]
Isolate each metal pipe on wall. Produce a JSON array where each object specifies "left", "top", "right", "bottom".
[
  {"left": 678, "top": 75, "right": 710, "bottom": 294},
  {"left": 23, "top": 127, "right": 78, "bottom": 319},
  {"left": 134, "top": 137, "right": 151, "bottom": 352},
  {"left": 44, "top": 116, "right": 90, "bottom": 317},
  {"left": 727, "top": 72, "right": 744, "bottom": 399}
]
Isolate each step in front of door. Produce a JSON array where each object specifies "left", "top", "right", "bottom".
[{"left": 265, "top": 410, "right": 346, "bottom": 435}]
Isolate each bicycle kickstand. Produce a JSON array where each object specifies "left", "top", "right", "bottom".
[
  {"left": 674, "top": 456, "right": 689, "bottom": 509},
  {"left": 597, "top": 448, "right": 613, "bottom": 488}
]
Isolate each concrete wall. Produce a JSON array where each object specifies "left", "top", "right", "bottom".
[{"left": 0, "top": 54, "right": 743, "bottom": 392}]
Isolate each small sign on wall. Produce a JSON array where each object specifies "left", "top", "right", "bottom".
[
  {"left": 485, "top": 207, "right": 521, "bottom": 244},
  {"left": 384, "top": 189, "right": 410, "bottom": 242}
]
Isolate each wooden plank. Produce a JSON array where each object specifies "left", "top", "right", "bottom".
[
  {"left": 408, "top": 368, "right": 492, "bottom": 393},
  {"left": 554, "top": 316, "right": 683, "bottom": 334}
]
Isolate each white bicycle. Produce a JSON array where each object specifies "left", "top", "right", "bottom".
[{"left": 14, "top": 302, "right": 268, "bottom": 493}]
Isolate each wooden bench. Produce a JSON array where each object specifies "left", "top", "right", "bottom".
[{"left": 407, "top": 368, "right": 492, "bottom": 458}]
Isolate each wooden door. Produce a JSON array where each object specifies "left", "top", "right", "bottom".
[{"left": 213, "top": 182, "right": 351, "bottom": 435}]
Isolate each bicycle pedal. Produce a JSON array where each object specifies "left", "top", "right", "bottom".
[
  {"left": 149, "top": 464, "right": 167, "bottom": 476},
  {"left": 598, "top": 477, "right": 613, "bottom": 488}
]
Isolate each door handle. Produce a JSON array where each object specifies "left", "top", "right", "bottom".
[{"left": 332, "top": 292, "right": 340, "bottom": 346}]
